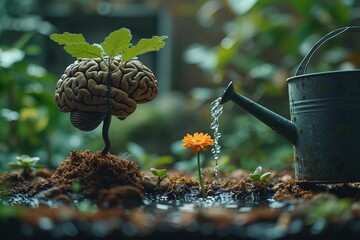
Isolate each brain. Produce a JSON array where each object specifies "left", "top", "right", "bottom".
[{"left": 55, "top": 58, "right": 158, "bottom": 124}]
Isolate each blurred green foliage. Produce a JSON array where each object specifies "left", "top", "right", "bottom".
[
  {"left": 0, "top": 32, "right": 59, "bottom": 169},
  {"left": 0, "top": 0, "right": 88, "bottom": 169}
]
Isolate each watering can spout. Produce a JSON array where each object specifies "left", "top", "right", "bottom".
[{"left": 221, "top": 81, "right": 298, "bottom": 145}]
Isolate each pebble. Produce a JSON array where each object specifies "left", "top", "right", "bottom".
[{"left": 141, "top": 175, "right": 158, "bottom": 190}]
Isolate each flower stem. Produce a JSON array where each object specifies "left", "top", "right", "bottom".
[{"left": 197, "top": 152, "right": 206, "bottom": 198}]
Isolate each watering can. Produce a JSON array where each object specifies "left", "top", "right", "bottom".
[{"left": 221, "top": 26, "right": 360, "bottom": 183}]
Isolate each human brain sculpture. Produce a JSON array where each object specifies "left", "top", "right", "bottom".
[{"left": 55, "top": 58, "right": 158, "bottom": 131}]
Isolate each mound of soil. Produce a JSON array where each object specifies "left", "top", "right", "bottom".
[{"left": 50, "top": 150, "right": 144, "bottom": 197}]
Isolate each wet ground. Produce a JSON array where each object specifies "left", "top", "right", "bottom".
[{"left": 1, "top": 151, "right": 360, "bottom": 239}]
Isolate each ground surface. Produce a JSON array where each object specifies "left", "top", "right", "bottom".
[{"left": 1, "top": 151, "right": 360, "bottom": 239}]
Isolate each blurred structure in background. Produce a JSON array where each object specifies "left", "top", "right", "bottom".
[{"left": 1, "top": 0, "right": 360, "bottom": 172}]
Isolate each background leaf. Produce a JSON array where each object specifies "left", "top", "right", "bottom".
[
  {"left": 101, "top": 28, "right": 132, "bottom": 57},
  {"left": 122, "top": 36, "right": 167, "bottom": 62},
  {"left": 50, "top": 32, "right": 86, "bottom": 45},
  {"left": 64, "top": 43, "right": 102, "bottom": 59}
]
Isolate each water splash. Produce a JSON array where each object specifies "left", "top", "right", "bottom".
[{"left": 210, "top": 97, "right": 223, "bottom": 179}]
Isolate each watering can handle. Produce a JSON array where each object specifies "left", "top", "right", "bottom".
[{"left": 295, "top": 26, "right": 360, "bottom": 76}]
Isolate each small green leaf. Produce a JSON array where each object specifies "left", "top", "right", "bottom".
[
  {"left": 150, "top": 168, "right": 168, "bottom": 177},
  {"left": 64, "top": 43, "right": 102, "bottom": 59},
  {"left": 254, "top": 166, "right": 262, "bottom": 175},
  {"left": 101, "top": 28, "right": 132, "bottom": 57},
  {"left": 122, "top": 35, "right": 167, "bottom": 62},
  {"left": 260, "top": 172, "right": 272, "bottom": 181},
  {"left": 8, "top": 162, "right": 21, "bottom": 169},
  {"left": 249, "top": 173, "right": 260, "bottom": 181},
  {"left": 50, "top": 32, "right": 86, "bottom": 45}
]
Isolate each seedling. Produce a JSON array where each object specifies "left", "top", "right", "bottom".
[
  {"left": 50, "top": 28, "right": 167, "bottom": 156},
  {"left": 150, "top": 168, "right": 168, "bottom": 178},
  {"left": 8, "top": 155, "right": 43, "bottom": 178},
  {"left": 249, "top": 166, "right": 271, "bottom": 182}
]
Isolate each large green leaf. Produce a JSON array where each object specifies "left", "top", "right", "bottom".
[
  {"left": 122, "top": 36, "right": 167, "bottom": 62},
  {"left": 50, "top": 32, "right": 86, "bottom": 45},
  {"left": 101, "top": 28, "right": 132, "bottom": 57},
  {"left": 64, "top": 43, "right": 102, "bottom": 59}
]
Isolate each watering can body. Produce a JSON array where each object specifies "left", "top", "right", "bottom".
[
  {"left": 289, "top": 70, "right": 360, "bottom": 182},
  {"left": 221, "top": 26, "right": 360, "bottom": 183}
]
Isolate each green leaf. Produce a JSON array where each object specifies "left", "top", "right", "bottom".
[
  {"left": 101, "top": 28, "right": 132, "bottom": 57},
  {"left": 122, "top": 35, "right": 167, "bottom": 62},
  {"left": 50, "top": 32, "right": 86, "bottom": 45},
  {"left": 249, "top": 173, "right": 260, "bottom": 181},
  {"left": 260, "top": 172, "right": 271, "bottom": 181},
  {"left": 64, "top": 43, "right": 102, "bottom": 59},
  {"left": 150, "top": 168, "right": 168, "bottom": 177},
  {"left": 8, "top": 162, "right": 22, "bottom": 169},
  {"left": 254, "top": 166, "right": 262, "bottom": 175}
]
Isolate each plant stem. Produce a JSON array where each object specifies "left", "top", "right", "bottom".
[
  {"left": 197, "top": 153, "right": 206, "bottom": 198},
  {"left": 101, "top": 56, "right": 113, "bottom": 157},
  {"left": 101, "top": 113, "right": 112, "bottom": 156}
]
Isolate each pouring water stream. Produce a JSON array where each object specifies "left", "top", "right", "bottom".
[{"left": 210, "top": 97, "right": 223, "bottom": 180}]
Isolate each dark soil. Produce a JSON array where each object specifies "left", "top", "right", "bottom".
[{"left": 1, "top": 150, "right": 360, "bottom": 240}]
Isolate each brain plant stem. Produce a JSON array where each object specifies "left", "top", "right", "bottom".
[
  {"left": 101, "top": 113, "right": 112, "bottom": 156},
  {"left": 101, "top": 57, "right": 113, "bottom": 156}
]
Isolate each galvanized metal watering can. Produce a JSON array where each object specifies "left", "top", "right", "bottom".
[{"left": 221, "top": 26, "right": 360, "bottom": 183}]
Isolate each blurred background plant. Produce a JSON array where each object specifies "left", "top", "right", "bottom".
[{"left": 1, "top": 0, "right": 360, "bottom": 173}]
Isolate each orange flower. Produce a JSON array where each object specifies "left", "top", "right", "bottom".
[{"left": 182, "top": 132, "right": 215, "bottom": 155}]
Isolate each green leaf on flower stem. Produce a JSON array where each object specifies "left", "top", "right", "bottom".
[
  {"left": 150, "top": 168, "right": 168, "bottom": 177},
  {"left": 254, "top": 166, "right": 262, "bottom": 175},
  {"left": 260, "top": 172, "right": 271, "bottom": 181},
  {"left": 50, "top": 32, "right": 86, "bottom": 45},
  {"left": 122, "top": 36, "right": 167, "bottom": 62},
  {"left": 101, "top": 28, "right": 132, "bottom": 57},
  {"left": 64, "top": 43, "right": 102, "bottom": 59}
]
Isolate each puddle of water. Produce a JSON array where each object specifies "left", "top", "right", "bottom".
[{"left": 144, "top": 191, "right": 278, "bottom": 213}]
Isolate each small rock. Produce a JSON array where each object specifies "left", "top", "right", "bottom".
[
  {"left": 159, "top": 178, "right": 171, "bottom": 190},
  {"left": 141, "top": 175, "right": 158, "bottom": 190}
]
